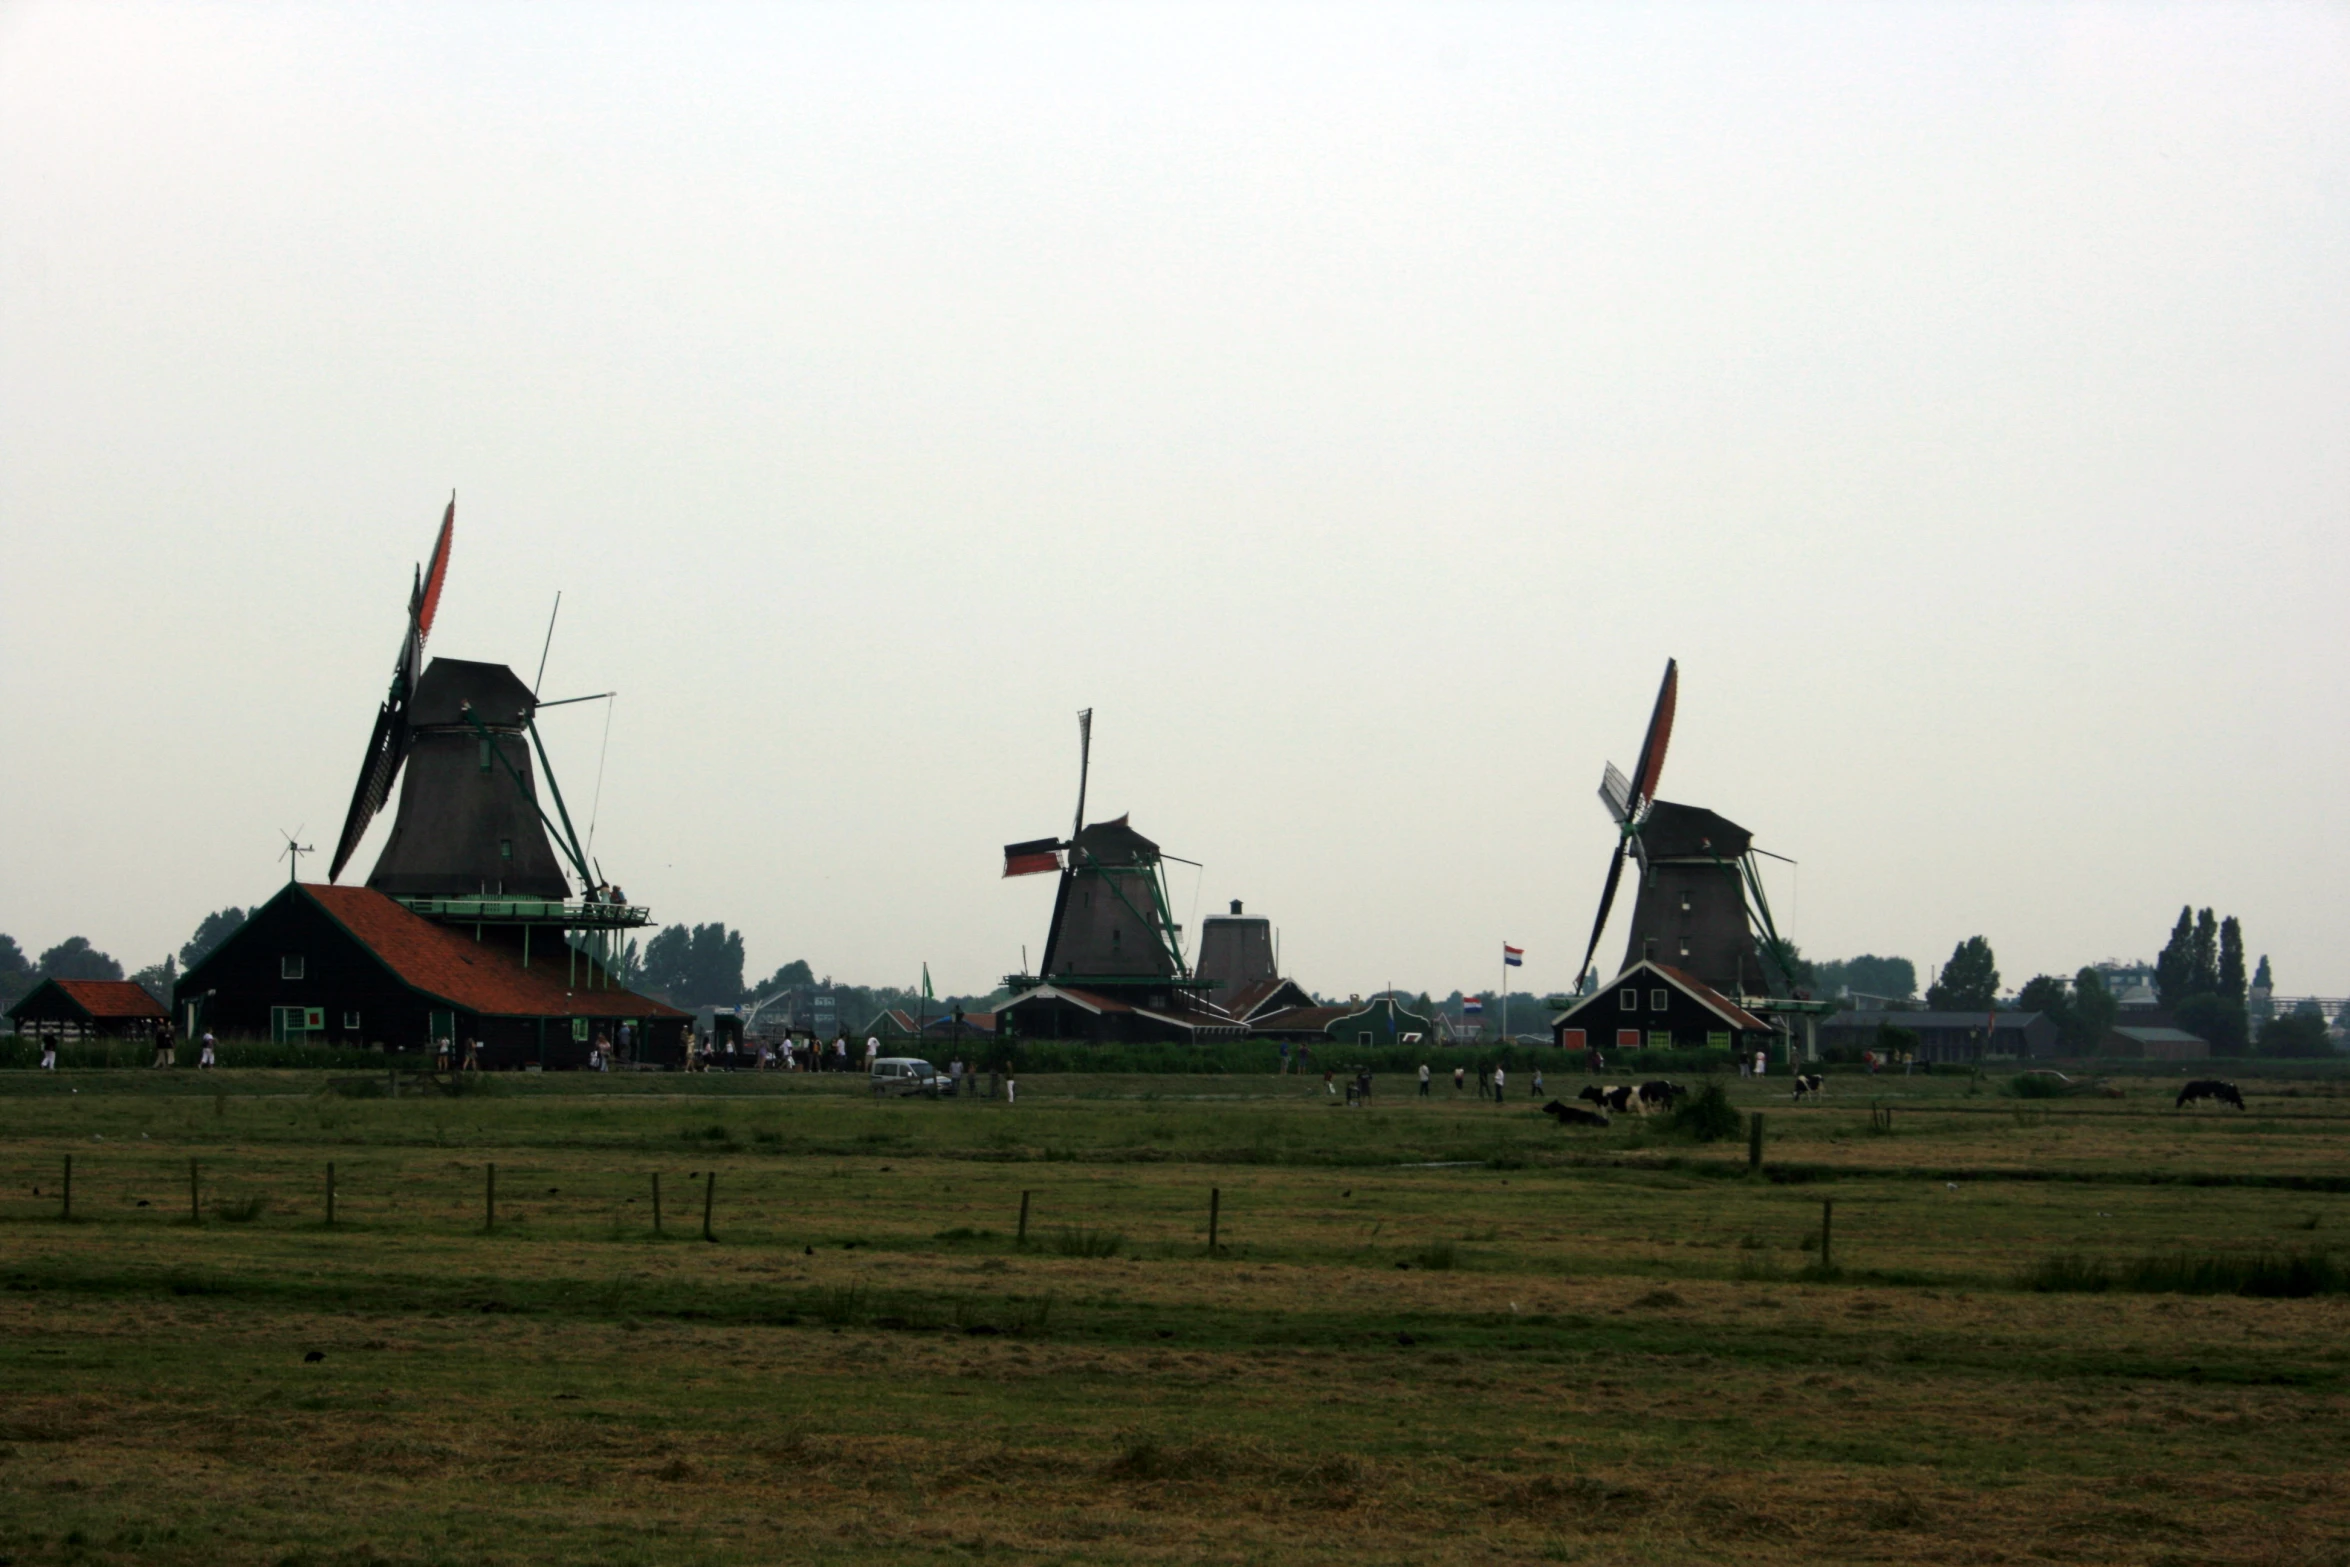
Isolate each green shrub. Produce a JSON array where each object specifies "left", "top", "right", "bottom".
[
  {"left": 1665, "top": 1083, "right": 1742, "bottom": 1143},
  {"left": 2021, "top": 1249, "right": 2344, "bottom": 1297},
  {"left": 1050, "top": 1227, "right": 1125, "bottom": 1259}
]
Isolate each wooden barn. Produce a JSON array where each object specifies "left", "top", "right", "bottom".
[
  {"left": 6, "top": 979, "right": 166, "bottom": 1041},
  {"left": 176, "top": 883, "right": 688, "bottom": 1068},
  {"left": 1550, "top": 961, "right": 1780, "bottom": 1056}
]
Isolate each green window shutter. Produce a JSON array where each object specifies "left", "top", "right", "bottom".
[
  {"left": 572, "top": 1017, "right": 589, "bottom": 1041},
  {"left": 1707, "top": 1031, "right": 1730, "bottom": 1049},
  {"left": 1648, "top": 1030, "right": 1671, "bottom": 1050},
  {"left": 303, "top": 1008, "right": 324, "bottom": 1031}
]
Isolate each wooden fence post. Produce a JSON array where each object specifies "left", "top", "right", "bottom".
[
  {"left": 1748, "top": 1111, "right": 1765, "bottom": 1170},
  {"left": 189, "top": 1158, "right": 200, "bottom": 1225},
  {"left": 1017, "top": 1189, "right": 1030, "bottom": 1246},
  {"left": 1208, "top": 1187, "right": 1220, "bottom": 1255},
  {"left": 701, "top": 1169, "right": 716, "bottom": 1242},
  {"left": 326, "top": 1162, "right": 336, "bottom": 1227},
  {"left": 652, "top": 1172, "right": 662, "bottom": 1234},
  {"left": 486, "top": 1163, "right": 496, "bottom": 1232}
]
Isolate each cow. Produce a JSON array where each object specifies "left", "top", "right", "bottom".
[
  {"left": 1636, "top": 1080, "right": 1684, "bottom": 1111},
  {"left": 1541, "top": 1099, "right": 1610, "bottom": 1129},
  {"left": 2176, "top": 1078, "right": 2245, "bottom": 1111},
  {"left": 1791, "top": 1073, "right": 1826, "bottom": 1102}
]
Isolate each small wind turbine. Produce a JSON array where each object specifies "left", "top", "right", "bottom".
[{"left": 279, "top": 827, "right": 313, "bottom": 884}]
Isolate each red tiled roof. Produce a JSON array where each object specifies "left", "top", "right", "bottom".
[
  {"left": 1650, "top": 964, "right": 1771, "bottom": 1032},
  {"left": 302, "top": 885, "right": 687, "bottom": 1019},
  {"left": 49, "top": 980, "right": 166, "bottom": 1020}
]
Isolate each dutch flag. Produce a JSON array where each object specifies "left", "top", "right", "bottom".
[
  {"left": 1463, "top": 996, "right": 1484, "bottom": 1015},
  {"left": 1503, "top": 944, "right": 1524, "bottom": 968}
]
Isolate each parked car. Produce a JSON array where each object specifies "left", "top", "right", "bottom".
[{"left": 870, "top": 1057, "right": 947, "bottom": 1098}]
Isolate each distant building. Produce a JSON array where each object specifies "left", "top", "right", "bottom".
[
  {"left": 1250, "top": 993, "right": 1436, "bottom": 1050},
  {"left": 2105, "top": 1025, "right": 2209, "bottom": 1061},
  {"left": 1819, "top": 1009, "right": 2057, "bottom": 1063},
  {"left": 6, "top": 979, "right": 166, "bottom": 1041}
]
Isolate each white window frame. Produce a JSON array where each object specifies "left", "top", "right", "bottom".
[{"left": 281, "top": 955, "right": 305, "bottom": 980}]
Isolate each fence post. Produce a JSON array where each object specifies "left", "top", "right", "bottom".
[
  {"left": 701, "top": 1169, "right": 716, "bottom": 1243},
  {"left": 1208, "top": 1187, "right": 1220, "bottom": 1255},
  {"left": 189, "top": 1158, "right": 200, "bottom": 1226},
  {"left": 1748, "top": 1111, "right": 1765, "bottom": 1170},
  {"left": 326, "top": 1162, "right": 336, "bottom": 1227},
  {"left": 61, "top": 1154, "right": 71, "bottom": 1221},
  {"left": 486, "top": 1163, "right": 496, "bottom": 1232},
  {"left": 1017, "top": 1189, "right": 1030, "bottom": 1246},
  {"left": 652, "top": 1172, "right": 662, "bottom": 1234},
  {"left": 1820, "top": 1199, "right": 1834, "bottom": 1272}
]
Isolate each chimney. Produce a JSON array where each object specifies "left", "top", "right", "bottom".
[{"left": 1230, "top": 900, "right": 1243, "bottom": 916}]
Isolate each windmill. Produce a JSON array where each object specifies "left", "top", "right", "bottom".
[
  {"left": 320, "top": 497, "right": 645, "bottom": 985},
  {"left": 1572, "top": 659, "right": 1803, "bottom": 1002},
  {"left": 1001, "top": 710, "right": 1199, "bottom": 1001}
]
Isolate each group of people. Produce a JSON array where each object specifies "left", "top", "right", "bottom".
[
  {"left": 35, "top": 1025, "right": 218, "bottom": 1071},
  {"left": 686, "top": 1032, "right": 874, "bottom": 1072}
]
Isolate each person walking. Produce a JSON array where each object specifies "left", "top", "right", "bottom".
[
  {"left": 1418, "top": 1063, "right": 1431, "bottom": 1098},
  {"left": 39, "top": 1034, "right": 58, "bottom": 1071},
  {"left": 1452, "top": 1065, "right": 1465, "bottom": 1094},
  {"left": 1531, "top": 1066, "right": 1543, "bottom": 1100},
  {"left": 151, "top": 1022, "right": 175, "bottom": 1070},
  {"left": 1005, "top": 1075, "right": 1017, "bottom": 1105},
  {"left": 198, "top": 1031, "right": 217, "bottom": 1070},
  {"left": 1492, "top": 1063, "right": 1506, "bottom": 1102},
  {"left": 463, "top": 1037, "right": 482, "bottom": 1072}
]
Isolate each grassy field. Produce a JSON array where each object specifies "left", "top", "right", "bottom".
[{"left": 2, "top": 1066, "right": 2347, "bottom": 1565}]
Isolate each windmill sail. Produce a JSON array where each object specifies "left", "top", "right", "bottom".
[{"left": 327, "top": 498, "right": 454, "bottom": 882}]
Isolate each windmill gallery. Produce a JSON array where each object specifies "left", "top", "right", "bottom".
[{"left": 172, "top": 501, "right": 1825, "bottom": 1067}]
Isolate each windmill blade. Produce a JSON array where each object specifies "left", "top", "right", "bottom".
[
  {"left": 1002, "top": 837, "right": 1063, "bottom": 877},
  {"left": 327, "top": 697, "right": 406, "bottom": 881},
  {"left": 1071, "top": 708, "right": 1093, "bottom": 840},
  {"left": 416, "top": 496, "right": 455, "bottom": 640},
  {"left": 1574, "top": 840, "right": 1631, "bottom": 988},
  {"left": 1628, "top": 658, "right": 1678, "bottom": 810},
  {"left": 1598, "top": 762, "right": 1632, "bottom": 825}
]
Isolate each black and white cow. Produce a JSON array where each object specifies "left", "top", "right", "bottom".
[
  {"left": 1636, "top": 1080, "right": 1684, "bottom": 1111},
  {"left": 1577, "top": 1084, "right": 1639, "bottom": 1114},
  {"left": 2176, "top": 1078, "right": 2245, "bottom": 1111},
  {"left": 1541, "top": 1098, "right": 1611, "bottom": 1129},
  {"left": 1791, "top": 1074, "right": 1826, "bottom": 1102}
]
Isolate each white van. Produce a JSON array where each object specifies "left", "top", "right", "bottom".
[{"left": 870, "top": 1057, "right": 947, "bottom": 1098}]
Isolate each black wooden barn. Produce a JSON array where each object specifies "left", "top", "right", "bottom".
[
  {"left": 1550, "top": 961, "right": 1779, "bottom": 1056},
  {"left": 176, "top": 883, "right": 688, "bottom": 1067}
]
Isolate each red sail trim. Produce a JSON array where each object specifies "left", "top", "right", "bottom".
[
  {"left": 417, "top": 498, "right": 455, "bottom": 640},
  {"left": 1630, "top": 659, "right": 1677, "bottom": 807},
  {"left": 1003, "top": 838, "right": 1063, "bottom": 877}
]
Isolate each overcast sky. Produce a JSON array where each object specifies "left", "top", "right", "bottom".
[{"left": 3, "top": 2, "right": 2345, "bottom": 1002}]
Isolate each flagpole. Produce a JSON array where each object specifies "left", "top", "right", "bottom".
[{"left": 1501, "top": 946, "right": 1508, "bottom": 1047}]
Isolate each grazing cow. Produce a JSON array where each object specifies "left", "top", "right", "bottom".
[
  {"left": 2176, "top": 1078, "right": 2245, "bottom": 1111},
  {"left": 1576, "top": 1085, "right": 1607, "bottom": 1108},
  {"left": 1791, "top": 1073, "right": 1826, "bottom": 1102},
  {"left": 1636, "top": 1080, "right": 1684, "bottom": 1111},
  {"left": 1541, "top": 1099, "right": 1611, "bottom": 1129}
]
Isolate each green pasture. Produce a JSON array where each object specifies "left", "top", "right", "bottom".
[{"left": 2, "top": 1068, "right": 2347, "bottom": 1564}]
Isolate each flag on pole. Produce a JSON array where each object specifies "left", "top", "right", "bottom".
[
  {"left": 1503, "top": 944, "right": 1524, "bottom": 968},
  {"left": 1462, "top": 996, "right": 1484, "bottom": 1016},
  {"left": 923, "top": 964, "right": 935, "bottom": 1001}
]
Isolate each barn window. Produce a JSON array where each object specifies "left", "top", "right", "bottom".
[
  {"left": 1561, "top": 1029, "right": 1586, "bottom": 1051},
  {"left": 1650, "top": 989, "right": 1668, "bottom": 1011},
  {"left": 479, "top": 739, "right": 494, "bottom": 773},
  {"left": 1679, "top": 891, "right": 1691, "bottom": 912},
  {"left": 281, "top": 955, "right": 305, "bottom": 980},
  {"left": 1707, "top": 1031, "right": 1730, "bottom": 1049},
  {"left": 571, "top": 1018, "right": 590, "bottom": 1041},
  {"left": 1619, "top": 989, "right": 1637, "bottom": 1011},
  {"left": 343, "top": 1011, "right": 361, "bottom": 1031},
  {"left": 499, "top": 838, "right": 513, "bottom": 862},
  {"left": 1616, "top": 1029, "right": 1640, "bottom": 1049},
  {"left": 1648, "top": 1030, "right": 1671, "bottom": 1050},
  {"left": 1358, "top": 1032, "right": 1372, "bottom": 1047}
]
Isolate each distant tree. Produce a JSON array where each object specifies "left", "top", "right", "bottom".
[
  {"left": 2016, "top": 973, "right": 2073, "bottom": 1032},
  {"left": 37, "top": 937, "right": 122, "bottom": 982},
  {"left": 0, "top": 935, "right": 32, "bottom": 1008},
  {"left": 750, "top": 959, "right": 815, "bottom": 997},
  {"left": 131, "top": 957, "right": 177, "bottom": 1007},
  {"left": 2252, "top": 955, "right": 2273, "bottom": 991},
  {"left": 1873, "top": 1021, "right": 1921, "bottom": 1060},
  {"left": 1814, "top": 954, "right": 1919, "bottom": 1006},
  {"left": 2218, "top": 917, "right": 2246, "bottom": 1003},
  {"left": 1766, "top": 940, "right": 1814, "bottom": 994},
  {"left": 2189, "top": 909, "right": 2220, "bottom": 998},
  {"left": 613, "top": 937, "right": 644, "bottom": 989},
  {"left": 640, "top": 922, "right": 746, "bottom": 1008},
  {"left": 2071, "top": 966, "right": 2118, "bottom": 1052},
  {"left": 1926, "top": 937, "right": 1999, "bottom": 1012},
  {"left": 2155, "top": 907, "right": 2194, "bottom": 1007},
  {"left": 2174, "top": 992, "right": 2249, "bottom": 1058},
  {"left": 180, "top": 908, "right": 248, "bottom": 971},
  {"left": 2256, "top": 1013, "right": 2334, "bottom": 1059}
]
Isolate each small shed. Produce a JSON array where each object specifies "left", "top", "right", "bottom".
[
  {"left": 1551, "top": 962, "right": 1776, "bottom": 1055},
  {"left": 7, "top": 978, "right": 167, "bottom": 1040},
  {"left": 2106, "top": 1025, "right": 2209, "bottom": 1062}
]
